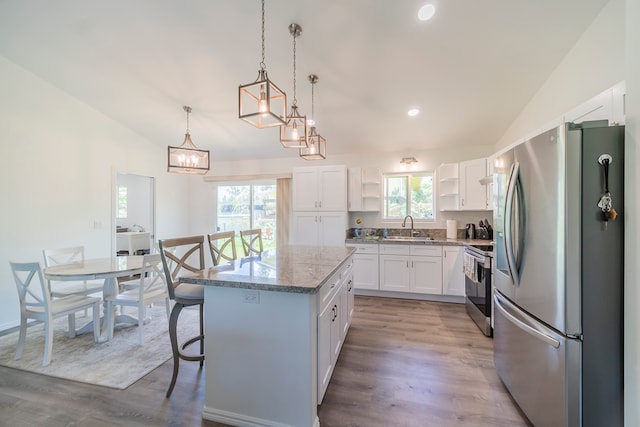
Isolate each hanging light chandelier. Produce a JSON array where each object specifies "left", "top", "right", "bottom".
[
  {"left": 167, "top": 106, "right": 210, "bottom": 175},
  {"left": 299, "top": 74, "right": 326, "bottom": 160},
  {"left": 238, "top": 0, "right": 287, "bottom": 128},
  {"left": 279, "top": 23, "right": 308, "bottom": 149}
]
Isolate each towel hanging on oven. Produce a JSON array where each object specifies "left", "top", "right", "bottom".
[{"left": 463, "top": 252, "right": 478, "bottom": 282}]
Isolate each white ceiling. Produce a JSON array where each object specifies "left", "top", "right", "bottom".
[{"left": 0, "top": 0, "right": 608, "bottom": 161}]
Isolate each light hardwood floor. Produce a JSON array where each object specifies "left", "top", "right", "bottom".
[{"left": 0, "top": 296, "right": 531, "bottom": 426}]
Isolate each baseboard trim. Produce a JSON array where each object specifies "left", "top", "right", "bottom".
[
  {"left": 202, "top": 406, "right": 319, "bottom": 427},
  {"left": 354, "top": 289, "right": 464, "bottom": 304}
]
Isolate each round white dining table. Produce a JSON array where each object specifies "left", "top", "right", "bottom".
[{"left": 44, "top": 256, "right": 145, "bottom": 343}]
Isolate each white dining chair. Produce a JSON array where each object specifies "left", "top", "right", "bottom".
[
  {"left": 10, "top": 261, "right": 101, "bottom": 366},
  {"left": 42, "top": 246, "right": 104, "bottom": 298},
  {"left": 104, "top": 254, "right": 171, "bottom": 345}
]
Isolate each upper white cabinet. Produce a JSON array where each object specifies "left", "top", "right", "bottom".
[
  {"left": 439, "top": 159, "right": 490, "bottom": 211},
  {"left": 485, "top": 156, "right": 495, "bottom": 211},
  {"left": 564, "top": 81, "right": 625, "bottom": 125},
  {"left": 348, "top": 167, "right": 380, "bottom": 212},
  {"left": 293, "top": 165, "right": 348, "bottom": 246},
  {"left": 459, "top": 158, "right": 488, "bottom": 211},
  {"left": 293, "top": 165, "right": 347, "bottom": 212}
]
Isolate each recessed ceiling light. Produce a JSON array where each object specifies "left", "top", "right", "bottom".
[
  {"left": 418, "top": 4, "right": 436, "bottom": 21},
  {"left": 407, "top": 108, "right": 420, "bottom": 117}
]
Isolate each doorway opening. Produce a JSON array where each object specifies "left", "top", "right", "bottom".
[{"left": 113, "top": 172, "right": 155, "bottom": 256}]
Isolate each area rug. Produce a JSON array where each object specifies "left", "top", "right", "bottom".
[{"left": 0, "top": 304, "right": 199, "bottom": 390}]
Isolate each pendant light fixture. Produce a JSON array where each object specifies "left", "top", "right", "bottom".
[
  {"left": 300, "top": 74, "right": 326, "bottom": 160},
  {"left": 238, "top": 0, "right": 287, "bottom": 128},
  {"left": 279, "top": 23, "right": 308, "bottom": 149},
  {"left": 168, "top": 106, "right": 210, "bottom": 175}
]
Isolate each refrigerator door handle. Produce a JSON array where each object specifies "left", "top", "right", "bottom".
[
  {"left": 494, "top": 292, "right": 560, "bottom": 349},
  {"left": 504, "top": 162, "right": 520, "bottom": 284}
]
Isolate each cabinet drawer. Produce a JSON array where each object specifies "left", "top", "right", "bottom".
[
  {"left": 340, "top": 258, "right": 354, "bottom": 281},
  {"left": 347, "top": 244, "right": 379, "bottom": 254},
  {"left": 319, "top": 271, "right": 342, "bottom": 311},
  {"left": 379, "top": 244, "right": 410, "bottom": 255},
  {"left": 410, "top": 245, "right": 442, "bottom": 257}
]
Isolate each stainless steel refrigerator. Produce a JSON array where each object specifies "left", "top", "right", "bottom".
[{"left": 492, "top": 121, "right": 624, "bottom": 427}]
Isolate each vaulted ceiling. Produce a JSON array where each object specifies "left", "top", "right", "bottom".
[{"left": 0, "top": 0, "right": 608, "bottom": 161}]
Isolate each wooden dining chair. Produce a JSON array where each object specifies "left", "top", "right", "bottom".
[
  {"left": 104, "top": 254, "right": 170, "bottom": 345},
  {"left": 42, "top": 246, "right": 104, "bottom": 298},
  {"left": 240, "top": 229, "right": 264, "bottom": 257},
  {"left": 158, "top": 235, "right": 205, "bottom": 397},
  {"left": 207, "top": 231, "right": 237, "bottom": 266},
  {"left": 10, "top": 261, "right": 101, "bottom": 366}
]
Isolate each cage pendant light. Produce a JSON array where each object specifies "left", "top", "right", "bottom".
[
  {"left": 238, "top": 0, "right": 287, "bottom": 128},
  {"left": 168, "top": 106, "right": 210, "bottom": 175},
  {"left": 279, "top": 23, "right": 308, "bottom": 148},
  {"left": 300, "top": 74, "right": 326, "bottom": 160}
]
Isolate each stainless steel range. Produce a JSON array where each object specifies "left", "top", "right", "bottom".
[{"left": 463, "top": 244, "right": 493, "bottom": 336}]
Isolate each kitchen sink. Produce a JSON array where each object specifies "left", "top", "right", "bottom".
[{"left": 383, "top": 236, "right": 433, "bottom": 241}]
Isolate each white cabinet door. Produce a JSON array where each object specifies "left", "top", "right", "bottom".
[
  {"left": 292, "top": 212, "right": 346, "bottom": 246},
  {"left": 459, "top": 158, "right": 487, "bottom": 210},
  {"left": 379, "top": 255, "right": 410, "bottom": 292},
  {"left": 330, "top": 296, "right": 342, "bottom": 370},
  {"left": 293, "top": 167, "right": 319, "bottom": 211},
  {"left": 317, "top": 302, "right": 332, "bottom": 402},
  {"left": 292, "top": 212, "right": 319, "bottom": 245},
  {"left": 348, "top": 243, "right": 379, "bottom": 290},
  {"left": 318, "top": 166, "right": 347, "bottom": 211},
  {"left": 346, "top": 273, "right": 354, "bottom": 327},
  {"left": 317, "top": 275, "right": 345, "bottom": 404},
  {"left": 340, "top": 276, "right": 351, "bottom": 337},
  {"left": 411, "top": 256, "right": 443, "bottom": 294},
  {"left": 318, "top": 212, "right": 347, "bottom": 246},
  {"left": 486, "top": 156, "right": 495, "bottom": 211},
  {"left": 443, "top": 246, "right": 464, "bottom": 296},
  {"left": 352, "top": 253, "right": 379, "bottom": 290},
  {"left": 294, "top": 166, "right": 347, "bottom": 246}
]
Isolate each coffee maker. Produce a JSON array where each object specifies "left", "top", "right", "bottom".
[{"left": 465, "top": 223, "right": 476, "bottom": 239}]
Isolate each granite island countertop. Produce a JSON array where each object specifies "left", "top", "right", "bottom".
[{"left": 180, "top": 245, "right": 355, "bottom": 294}]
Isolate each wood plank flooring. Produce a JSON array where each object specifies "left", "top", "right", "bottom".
[
  {"left": 0, "top": 296, "right": 531, "bottom": 426},
  {"left": 318, "top": 296, "right": 531, "bottom": 427}
]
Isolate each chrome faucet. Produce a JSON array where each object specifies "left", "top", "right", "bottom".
[{"left": 402, "top": 215, "right": 417, "bottom": 236}]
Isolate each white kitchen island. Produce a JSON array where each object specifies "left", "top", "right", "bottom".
[{"left": 181, "top": 245, "right": 355, "bottom": 427}]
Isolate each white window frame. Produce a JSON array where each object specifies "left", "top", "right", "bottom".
[{"left": 382, "top": 171, "right": 435, "bottom": 222}]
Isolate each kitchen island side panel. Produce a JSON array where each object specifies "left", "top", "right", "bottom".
[{"left": 202, "top": 285, "right": 319, "bottom": 427}]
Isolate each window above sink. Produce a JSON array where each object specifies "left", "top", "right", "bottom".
[{"left": 382, "top": 172, "right": 435, "bottom": 222}]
